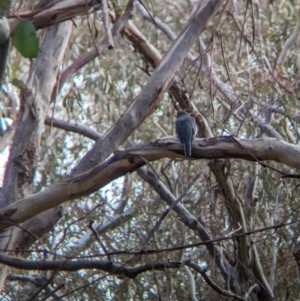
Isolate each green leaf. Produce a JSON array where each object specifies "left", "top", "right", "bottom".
[
  {"left": 11, "top": 78, "right": 21, "bottom": 86},
  {"left": 12, "top": 20, "right": 39, "bottom": 58}
]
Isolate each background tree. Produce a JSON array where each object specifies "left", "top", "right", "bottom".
[{"left": 0, "top": 0, "right": 300, "bottom": 300}]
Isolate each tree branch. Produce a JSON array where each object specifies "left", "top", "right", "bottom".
[
  {"left": 186, "top": 261, "right": 245, "bottom": 301},
  {"left": 0, "top": 136, "right": 300, "bottom": 231},
  {"left": 1, "top": 0, "right": 224, "bottom": 256},
  {"left": 8, "top": 0, "right": 102, "bottom": 30},
  {"left": 44, "top": 116, "right": 101, "bottom": 140},
  {"left": 7, "top": 274, "right": 64, "bottom": 300},
  {"left": 71, "top": 0, "right": 225, "bottom": 174},
  {"left": 56, "top": 0, "right": 134, "bottom": 92},
  {"left": 101, "top": 0, "right": 114, "bottom": 49},
  {"left": 137, "top": 166, "right": 231, "bottom": 283},
  {"left": 0, "top": 253, "right": 182, "bottom": 279},
  {"left": 277, "top": 9, "right": 300, "bottom": 65}
]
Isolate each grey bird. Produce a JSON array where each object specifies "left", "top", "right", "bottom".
[{"left": 175, "top": 111, "right": 197, "bottom": 157}]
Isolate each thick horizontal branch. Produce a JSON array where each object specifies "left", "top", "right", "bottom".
[
  {"left": 45, "top": 116, "right": 101, "bottom": 140},
  {"left": 0, "top": 252, "right": 182, "bottom": 279},
  {"left": 0, "top": 136, "right": 299, "bottom": 231},
  {"left": 71, "top": 0, "right": 225, "bottom": 174},
  {"left": 8, "top": 0, "right": 102, "bottom": 30}
]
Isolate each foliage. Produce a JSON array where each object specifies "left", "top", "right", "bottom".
[
  {"left": 12, "top": 20, "right": 39, "bottom": 58},
  {"left": 0, "top": 0, "right": 300, "bottom": 300}
]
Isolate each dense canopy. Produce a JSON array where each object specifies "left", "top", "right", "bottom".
[{"left": 0, "top": 0, "right": 300, "bottom": 300}]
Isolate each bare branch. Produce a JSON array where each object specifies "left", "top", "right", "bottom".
[
  {"left": 137, "top": 166, "right": 231, "bottom": 283},
  {"left": 7, "top": 274, "right": 64, "bottom": 301},
  {"left": 44, "top": 116, "right": 101, "bottom": 140},
  {"left": 135, "top": 3, "right": 282, "bottom": 140},
  {"left": 57, "top": 0, "right": 134, "bottom": 92},
  {"left": 251, "top": 244, "right": 274, "bottom": 298},
  {"left": 7, "top": 274, "right": 45, "bottom": 286},
  {"left": 262, "top": 103, "right": 300, "bottom": 123},
  {"left": 67, "top": 209, "right": 135, "bottom": 256},
  {"left": 140, "top": 167, "right": 202, "bottom": 251},
  {"left": 186, "top": 261, "right": 245, "bottom": 301},
  {"left": 5, "top": 218, "right": 298, "bottom": 258},
  {"left": 8, "top": 0, "right": 102, "bottom": 30},
  {"left": 72, "top": 0, "right": 225, "bottom": 174},
  {"left": 277, "top": 9, "right": 300, "bottom": 65},
  {"left": 0, "top": 253, "right": 182, "bottom": 278},
  {"left": 101, "top": 0, "right": 114, "bottom": 49},
  {"left": 0, "top": 136, "right": 300, "bottom": 232},
  {"left": 183, "top": 266, "right": 198, "bottom": 301},
  {"left": 88, "top": 220, "right": 111, "bottom": 262}
]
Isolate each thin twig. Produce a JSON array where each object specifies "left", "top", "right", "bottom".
[
  {"left": 88, "top": 220, "right": 111, "bottom": 262},
  {"left": 2, "top": 216, "right": 299, "bottom": 262},
  {"left": 186, "top": 261, "right": 245, "bottom": 301},
  {"left": 229, "top": 135, "right": 300, "bottom": 178},
  {"left": 25, "top": 259, "right": 69, "bottom": 301},
  {"left": 56, "top": 0, "right": 134, "bottom": 92},
  {"left": 138, "top": 156, "right": 201, "bottom": 251},
  {"left": 39, "top": 283, "right": 65, "bottom": 301},
  {"left": 238, "top": 0, "right": 249, "bottom": 60}
]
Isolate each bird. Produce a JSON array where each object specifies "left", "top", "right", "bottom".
[{"left": 175, "top": 111, "right": 197, "bottom": 157}]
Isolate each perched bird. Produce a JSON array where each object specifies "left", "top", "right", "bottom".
[{"left": 175, "top": 111, "right": 197, "bottom": 157}]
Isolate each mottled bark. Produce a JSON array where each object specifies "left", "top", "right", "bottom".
[{"left": 0, "top": 21, "right": 72, "bottom": 291}]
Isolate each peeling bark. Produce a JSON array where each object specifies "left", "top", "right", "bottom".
[{"left": 0, "top": 21, "right": 72, "bottom": 292}]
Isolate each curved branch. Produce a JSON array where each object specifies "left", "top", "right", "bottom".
[
  {"left": 71, "top": 0, "right": 225, "bottom": 174},
  {"left": 56, "top": 0, "right": 134, "bottom": 92},
  {"left": 1, "top": 0, "right": 225, "bottom": 257},
  {"left": 0, "top": 253, "right": 182, "bottom": 279},
  {"left": 186, "top": 261, "right": 245, "bottom": 301},
  {"left": 8, "top": 0, "right": 102, "bottom": 30},
  {"left": 44, "top": 116, "right": 101, "bottom": 140},
  {"left": 277, "top": 9, "right": 300, "bottom": 65},
  {"left": 7, "top": 274, "right": 64, "bottom": 300},
  {"left": 134, "top": 3, "right": 283, "bottom": 140},
  {"left": 263, "top": 103, "right": 300, "bottom": 123},
  {"left": 0, "top": 136, "right": 300, "bottom": 231}
]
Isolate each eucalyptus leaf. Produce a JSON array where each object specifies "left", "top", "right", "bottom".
[{"left": 12, "top": 20, "right": 39, "bottom": 58}]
